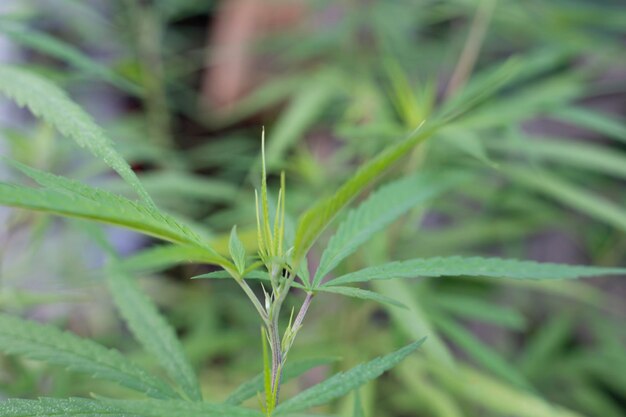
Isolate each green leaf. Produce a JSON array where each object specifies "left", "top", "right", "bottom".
[
  {"left": 274, "top": 338, "right": 426, "bottom": 414},
  {"left": 451, "top": 75, "right": 582, "bottom": 130},
  {"left": 121, "top": 244, "right": 219, "bottom": 274},
  {"left": 0, "top": 65, "right": 153, "bottom": 205},
  {"left": 262, "top": 327, "right": 274, "bottom": 414},
  {"left": 230, "top": 226, "right": 247, "bottom": 275},
  {"left": 433, "top": 293, "right": 526, "bottom": 330},
  {"left": 225, "top": 358, "right": 339, "bottom": 406},
  {"left": 210, "top": 74, "right": 305, "bottom": 127},
  {"left": 326, "top": 256, "right": 626, "bottom": 287},
  {"left": 315, "top": 286, "right": 406, "bottom": 309},
  {"left": 107, "top": 268, "right": 202, "bottom": 401},
  {"left": 103, "top": 399, "right": 264, "bottom": 417},
  {"left": 550, "top": 106, "right": 626, "bottom": 144},
  {"left": 429, "top": 363, "right": 586, "bottom": 417},
  {"left": 438, "top": 56, "right": 524, "bottom": 123},
  {"left": 312, "top": 172, "right": 462, "bottom": 287},
  {"left": 439, "top": 128, "right": 495, "bottom": 167},
  {"left": 353, "top": 390, "right": 365, "bottom": 417},
  {"left": 507, "top": 167, "right": 626, "bottom": 233},
  {"left": 371, "top": 280, "right": 454, "bottom": 367},
  {"left": 293, "top": 122, "right": 440, "bottom": 262},
  {"left": 0, "top": 398, "right": 264, "bottom": 417},
  {"left": 105, "top": 171, "right": 239, "bottom": 203},
  {"left": 433, "top": 315, "right": 531, "bottom": 390},
  {"left": 0, "top": 313, "right": 177, "bottom": 399},
  {"left": 192, "top": 270, "right": 270, "bottom": 281},
  {"left": 266, "top": 76, "right": 336, "bottom": 169},
  {"left": 0, "top": 22, "right": 141, "bottom": 94},
  {"left": 1, "top": 160, "right": 227, "bottom": 265},
  {"left": 0, "top": 182, "right": 179, "bottom": 245},
  {"left": 0, "top": 398, "right": 129, "bottom": 417},
  {"left": 518, "top": 314, "right": 574, "bottom": 377},
  {"left": 489, "top": 137, "right": 626, "bottom": 180},
  {"left": 191, "top": 270, "right": 307, "bottom": 290}
]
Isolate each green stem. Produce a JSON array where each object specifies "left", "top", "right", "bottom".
[
  {"left": 445, "top": 0, "right": 497, "bottom": 98},
  {"left": 238, "top": 279, "right": 268, "bottom": 323}
]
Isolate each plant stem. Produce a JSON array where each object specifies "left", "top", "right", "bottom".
[
  {"left": 289, "top": 292, "right": 314, "bottom": 347},
  {"left": 445, "top": 0, "right": 497, "bottom": 98},
  {"left": 267, "top": 269, "right": 288, "bottom": 397},
  {"left": 267, "top": 287, "right": 314, "bottom": 407},
  {"left": 237, "top": 279, "right": 268, "bottom": 322},
  {"left": 269, "top": 316, "right": 282, "bottom": 397}
]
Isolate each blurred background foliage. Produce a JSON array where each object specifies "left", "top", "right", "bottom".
[{"left": 0, "top": 0, "right": 625, "bottom": 416}]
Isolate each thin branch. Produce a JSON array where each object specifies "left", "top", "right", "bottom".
[
  {"left": 291, "top": 292, "right": 314, "bottom": 337},
  {"left": 237, "top": 279, "right": 268, "bottom": 322},
  {"left": 445, "top": 0, "right": 497, "bottom": 98}
]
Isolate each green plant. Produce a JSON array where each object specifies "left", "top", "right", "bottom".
[{"left": 0, "top": 64, "right": 624, "bottom": 417}]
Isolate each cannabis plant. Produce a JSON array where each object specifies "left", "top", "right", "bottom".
[{"left": 0, "top": 65, "right": 624, "bottom": 417}]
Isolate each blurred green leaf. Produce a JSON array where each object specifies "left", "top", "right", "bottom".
[
  {"left": 0, "top": 65, "right": 152, "bottom": 205},
  {"left": 266, "top": 76, "right": 336, "bottom": 169},
  {"left": 107, "top": 268, "right": 202, "bottom": 401},
  {"left": 550, "top": 107, "right": 626, "bottom": 144},
  {"left": 0, "top": 161, "right": 226, "bottom": 266},
  {"left": 316, "top": 286, "right": 406, "bottom": 309},
  {"left": 508, "top": 167, "right": 626, "bottom": 233},
  {"left": 313, "top": 171, "right": 463, "bottom": 287},
  {"left": 433, "top": 314, "right": 531, "bottom": 389},
  {"left": 327, "top": 256, "right": 626, "bottom": 286},
  {"left": 229, "top": 226, "right": 247, "bottom": 275},
  {"left": 225, "top": 357, "right": 339, "bottom": 406},
  {"left": 0, "top": 313, "right": 178, "bottom": 399},
  {"left": 275, "top": 339, "right": 426, "bottom": 414},
  {"left": 293, "top": 123, "right": 439, "bottom": 262},
  {"left": 0, "top": 398, "right": 264, "bottom": 417},
  {"left": 0, "top": 21, "right": 141, "bottom": 94},
  {"left": 432, "top": 293, "right": 527, "bottom": 330}
]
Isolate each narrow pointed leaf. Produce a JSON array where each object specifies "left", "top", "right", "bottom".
[
  {"left": 0, "top": 160, "right": 226, "bottom": 265},
  {"left": 262, "top": 327, "right": 274, "bottom": 413},
  {"left": 550, "top": 106, "right": 626, "bottom": 144},
  {"left": 507, "top": 167, "right": 626, "bottom": 233},
  {"left": 230, "top": 226, "right": 247, "bottom": 275},
  {"left": 433, "top": 294, "right": 526, "bottom": 330},
  {"left": 0, "top": 313, "right": 178, "bottom": 399},
  {"left": 0, "top": 398, "right": 264, "bottom": 417},
  {"left": 0, "top": 22, "right": 140, "bottom": 94},
  {"left": 433, "top": 315, "right": 531, "bottom": 389},
  {"left": 429, "top": 364, "right": 586, "bottom": 417},
  {"left": 275, "top": 339, "right": 426, "bottom": 414},
  {"left": 488, "top": 137, "right": 626, "bottom": 180},
  {"left": 372, "top": 280, "right": 454, "bottom": 367},
  {"left": 225, "top": 358, "right": 339, "bottom": 406},
  {"left": 316, "top": 286, "right": 406, "bottom": 309},
  {"left": 293, "top": 122, "right": 439, "bottom": 262},
  {"left": 191, "top": 270, "right": 307, "bottom": 289},
  {"left": 0, "top": 398, "right": 130, "bottom": 417},
  {"left": 108, "top": 269, "right": 202, "bottom": 401},
  {"left": 353, "top": 390, "right": 365, "bottom": 417},
  {"left": 192, "top": 270, "right": 269, "bottom": 281},
  {"left": 121, "top": 244, "right": 221, "bottom": 274},
  {"left": 326, "top": 257, "right": 626, "bottom": 287},
  {"left": 313, "top": 172, "right": 462, "bottom": 286},
  {"left": 104, "top": 399, "right": 264, "bottom": 417},
  {"left": 266, "top": 78, "right": 335, "bottom": 169},
  {"left": 0, "top": 65, "right": 152, "bottom": 205}
]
